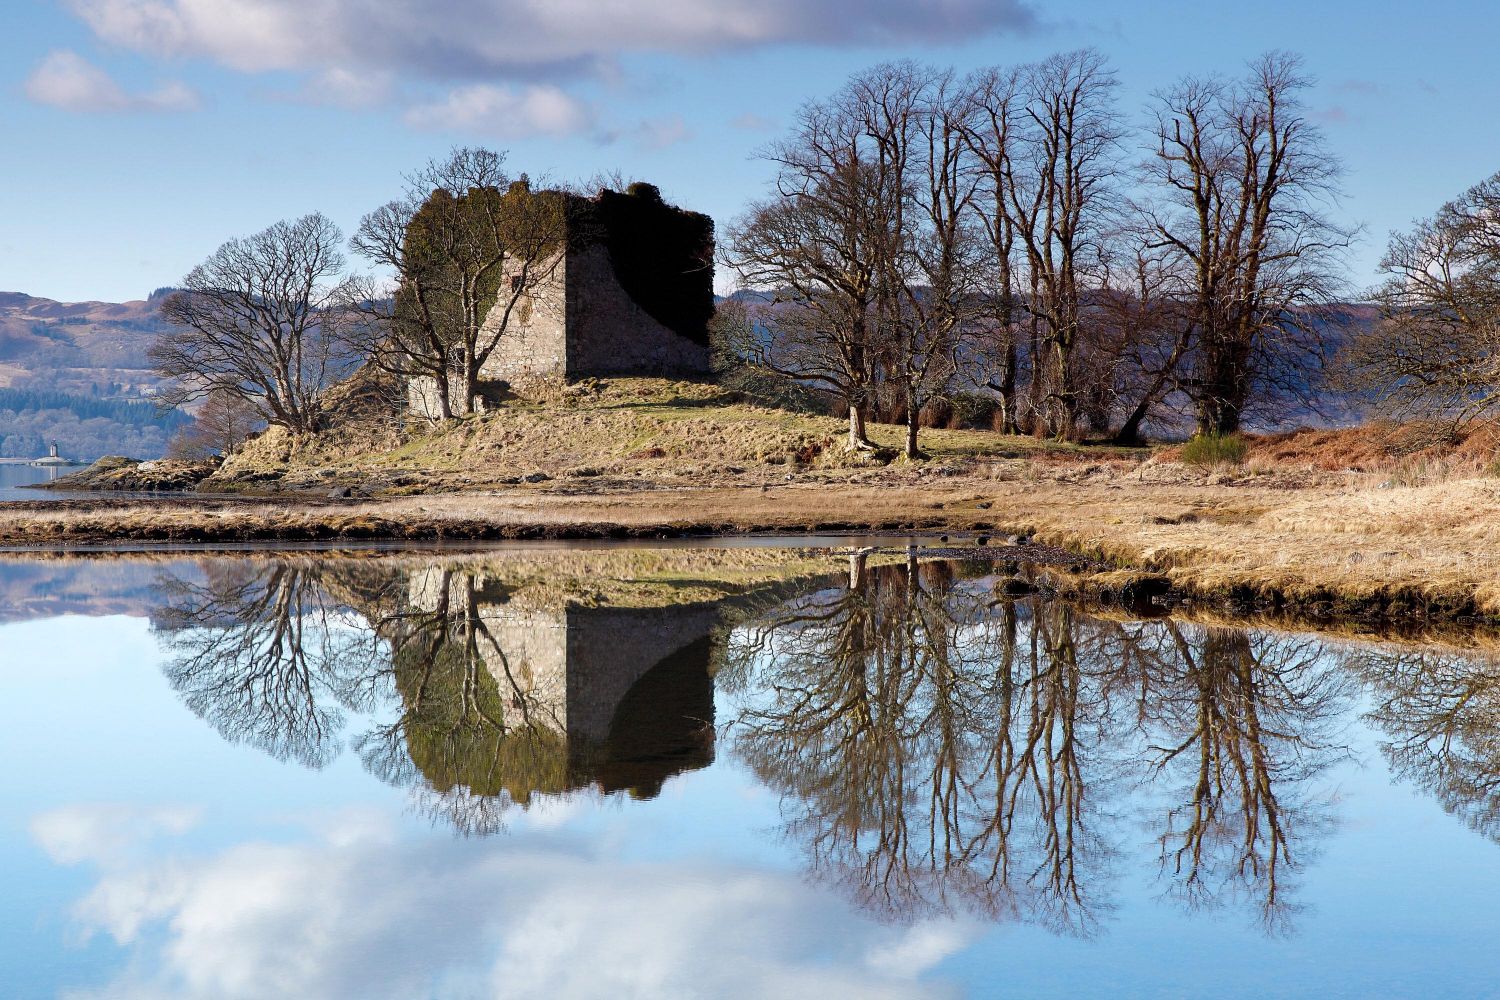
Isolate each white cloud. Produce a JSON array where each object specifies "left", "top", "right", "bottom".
[
  {"left": 67, "top": 0, "right": 1037, "bottom": 80},
  {"left": 31, "top": 803, "right": 202, "bottom": 866},
  {"left": 403, "top": 83, "right": 594, "bottom": 138},
  {"left": 294, "top": 67, "right": 394, "bottom": 109},
  {"left": 24, "top": 49, "right": 200, "bottom": 113},
  {"left": 44, "top": 812, "right": 975, "bottom": 1000},
  {"left": 599, "top": 114, "right": 693, "bottom": 150}
]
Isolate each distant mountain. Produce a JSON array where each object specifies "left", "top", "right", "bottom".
[
  {"left": 0, "top": 290, "right": 174, "bottom": 398},
  {"left": 0, "top": 290, "right": 189, "bottom": 459}
]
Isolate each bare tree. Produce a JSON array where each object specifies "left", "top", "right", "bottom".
[
  {"left": 724, "top": 93, "right": 899, "bottom": 450},
  {"left": 1339, "top": 172, "right": 1500, "bottom": 424},
  {"left": 167, "top": 388, "right": 265, "bottom": 459},
  {"left": 1143, "top": 54, "right": 1352, "bottom": 436},
  {"left": 151, "top": 213, "right": 355, "bottom": 435},
  {"left": 344, "top": 199, "right": 459, "bottom": 422},
  {"left": 349, "top": 148, "right": 570, "bottom": 419},
  {"left": 961, "top": 66, "right": 1028, "bottom": 433},
  {"left": 1092, "top": 235, "right": 1191, "bottom": 443},
  {"left": 1004, "top": 49, "right": 1123, "bottom": 439},
  {"left": 855, "top": 63, "right": 986, "bottom": 458}
]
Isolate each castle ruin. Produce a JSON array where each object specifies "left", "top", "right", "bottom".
[{"left": 410, "top": 182, "right": 714, "bottom": 420}]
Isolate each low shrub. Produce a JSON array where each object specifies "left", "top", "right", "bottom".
[{"left": 1179, "top": 433, "right": 1248, "bottom": 467}]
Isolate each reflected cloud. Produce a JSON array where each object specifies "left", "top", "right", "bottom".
[
  {"left": 47, "top": 814, "right": 971, "bottom": 1000},
  {"left": 32, "top": 803, "right": 202, "bottom": 867}
]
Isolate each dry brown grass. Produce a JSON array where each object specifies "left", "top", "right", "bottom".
[
  {"left": 1164, "top": 419, "right": 1500, "bottom": 482},
  {"left": 12, "top": 464, "right": 1500, "bottom": 623},
  {"left": 23, "top": 378, "right": 1500, "bottom": 625}
]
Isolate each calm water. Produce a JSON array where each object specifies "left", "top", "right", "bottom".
[
  {"left": 0, "top": 464, "right": 72, "bottom": 501},
  {"left": 2, "top": 544, "right": 1499, "bottom": 999}
]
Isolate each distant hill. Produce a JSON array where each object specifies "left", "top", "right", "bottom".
[
  {"left": 0, "top": 290, "right": 189, "bottom": 458},
  {"left": 0, "top": 289, "right": 173, "bottom": 397}
]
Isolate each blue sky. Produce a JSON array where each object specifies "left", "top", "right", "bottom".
[{"left": 2, "top": 0, "right": 1498, "bottom": 303}]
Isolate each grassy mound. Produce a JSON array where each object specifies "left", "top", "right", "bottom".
[{"left": 211, "top": 377, "right": 1131, "bottom": 495}]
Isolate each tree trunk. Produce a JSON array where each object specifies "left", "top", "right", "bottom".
[
  {"left": 847, "top": 396, "right": 875, "bottom": 450},
  {"left": 904, "top": 394, "right": 923, "bottom": 459},
  {"left": 848, "top": 550, "right": 868, "bottom": 589},
  {"left": 997, "top": 340, "right": 1019, "bottom": 434},
  {"left": 434, "top": 370, "right": 454, "bottom": 422}
]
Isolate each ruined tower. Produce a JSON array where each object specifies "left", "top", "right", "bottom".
[{"left": 408, "top": 182, "right": 714, "bottom": 419}]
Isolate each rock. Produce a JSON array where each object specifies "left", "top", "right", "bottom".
[
  {"left": 976, "top": 500, "right": 993, "bottom": 510},
  {"left": 327, "top": 486, "right": 352, "bottom": 499},
  {"left": 523, "top": 472, "right": 552, "bottom": 483}
]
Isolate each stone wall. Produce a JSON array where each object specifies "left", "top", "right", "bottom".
[
  {"left": 404, "top": 567, "right": 721, "bottom": 747},
  {"left": 561, "top": 603, "right": 723, "bottom": 745},
  {"left": 478, "top": 251, "right": 570, "bottom": 385},
  {"left": 407, "top": 373, "right": 459, "bottom": 422},
  {"left": 468, "top": 185, "right": 714, "bottom": 386},
  {"left": 560, "top": 245, "right": 710, "bottom": 379}
]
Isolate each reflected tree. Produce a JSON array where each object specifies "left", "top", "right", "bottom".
[
  {"left": 152, "top": 557, "right": 722, "bottom": 836},
  {"left": 150, "top": 551, "right": 1363, "bottom": 937},
  {"left": 724, "top": 555, "right": 1121, "bottom": 932},
  {"left": 151, "top": 561, "right": 381, "bottom": 768},
  {"left": 355, "top": 567, "right": 572, "bottom": 836},
  {"left": 1131, "top": 625, "right": 1354, "bottom": 933},
  {"left": 1347, "top": 644, "right": 1500, "bottom": 842},
  {"left": 724, "top": 558, "right": 1352, "bottom": 934}
]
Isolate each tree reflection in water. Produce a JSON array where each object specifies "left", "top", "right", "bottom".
[
  {"left": 721, "top": 552, "right": 1355, "bottom": 934},
  {"left": 151, "top": 560, "right": 384, "bottom": 769},
  {"left": 1344, "top": 642, "right": 1500, "bottom": 843},
  {"left": 1130, "top": 624, "right": 1354, "bottom": 933},
  {"left": 150, "top": 551, "right": 1459, "bottom": 937}
]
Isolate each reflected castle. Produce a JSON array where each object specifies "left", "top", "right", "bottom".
[{"left": 121, "top": 545, "right": 1500, "bottom": 935}]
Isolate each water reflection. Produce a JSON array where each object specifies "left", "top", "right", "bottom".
[
  {"left": 1345, "top": 642, "right": 1500, "bottom": 842},
  {"left": 721, "top": 554, "right": 1355, "bottom": 933},
  {"left": 148, "top": 553, "right": 776, "bottom": 833},
  {"left": 136, "top": 548, "right": 1498, "bottom": 937},
  {"left": 153, "top": 561, "right": 379, "bottom": 768}
]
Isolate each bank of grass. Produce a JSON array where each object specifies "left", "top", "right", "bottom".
[
  {"left": 210, "top": 376, "right": 1147, "bottom": 493},
  {"left": 31, "top": 374, "right": 1500, "bottom": 628},
  {"left": 1237, "top": 419, "right": 1500, "bottom": 481},
  {"left": 14, "top": 466, "right": 1500, "bottom": 626}
]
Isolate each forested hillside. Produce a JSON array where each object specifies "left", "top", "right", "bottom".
[{"left": 0, "top": 387, "right": 191, "bottom": 461}]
